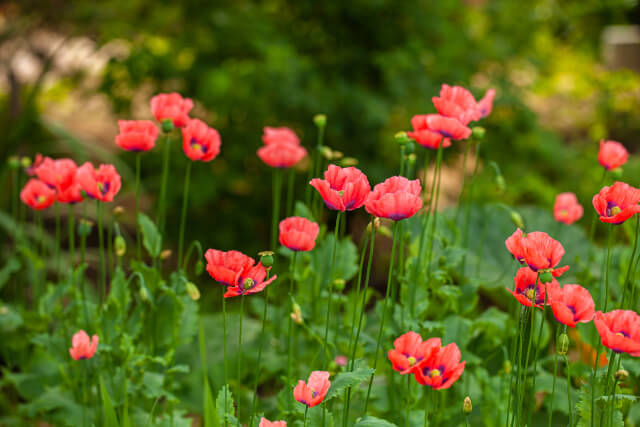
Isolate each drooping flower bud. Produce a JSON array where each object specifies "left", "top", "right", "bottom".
[
  {"left": 140, "top": 287, "right": 149, "bottom": 301},
  {"left": 186, "top": 282, "right": 201, "bottom": 301},
  {"left": 291, "top": 303, "right": 303, "bottom": 325},
  {"left": 510, "top": 211, "right": 525, "bottom": 229},
  {"left": 332, "top": 150, "right": 344, "bottom": 161},
  {"left": 114, "top": 235, "right": 126, "bottom": 257},
  {"left": 558, "top": 333, "right": 569, "bottom": 355},
  {"left": 496, "top": 175, "right": 506, "bottom": 193},
  {"left": 313, "top": 114, "right": 327, "bottom": 128},
  {"left": 463, "top": 396, "right": 472, "bottom": 414},
  {"left": 320, "top": 146, "right": 333, "bottom": 160},
  {"left": 195, "top": 260, "right": 204, "bottom": 275}
]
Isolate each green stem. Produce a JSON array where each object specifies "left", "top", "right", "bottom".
[
  {"left": 405, "top": 375, "right": 411, "bottom": 427},
  {"left": 287, "top": 252, "right": 298, "bottom": 417},
  {"left": 565, "top": 355, "right": 573, "bottom": 426},
  {"left": 425, "top": 144, "right": 444, "bottom": 279},
  {"left": 461, "top": 140, "right": 480, "bottom": 273},
  {"left": 410, "top": 152, "right": 432, "bottom": 317},
  {"left": 157, "top": 132, "right": 172, "bottom": 234},
  {"left": 135, "top": 153, "right": 141, "bottom": 260},
  {"left": 303, "top": 406, "right": 309, "bottom": 427},
  {"left": 286, "top": 167, "right": 295, "bottom": 216},
  {"left": 423, "top": 388, "right": 432, "bottom": 427},
  {"left": 80, "top": 204, "right": 89, "bottom": 329},
  {"left": 237, "top": 295, "right": 245, "bottom": 427},
  {"left": 55, "top": 203, "right": 61, "bottom": 277},
  {"left": 620, "top": 215, "right": 639, "bottom": 308},
  {"left": 249, "top": 279, "right": 270, "bottom": 427},
  {"left": 603, "top": 225, "right": 612, "bottom": 312},
  {"left": 97, "top": 201, "right": 106, "bottom": 305},
  {"left": 82, "top": 361, "right": 87, "bottom": 427},
  {"left": 68, "top": 204, "right": 75, "bottom": 277},
  {"left": 609, "top": 379, "right": 618, "bottom": 427},
  {"left": 321, "top": 212, "right": 343, "bottom": 368},
  {"left": 599, "top": 351, "right": 616, "bottom": 427},
  {"left": 271, "top": 169, "right": 283, "bottom": 250},
  {"left": 548, "top": 325, "right": 560, "bottom": 427},
  {"left": 455, "top": 140, "right": 472, "bottom": 221},
  {"left": 588, "top": 169, "right": 608, "bottom": 251},
  {"left": 364, "top": 221, "right": 400, "bottom": 413},
  {"left": 222, "top": 289, "right": 228, "bottom": 427},
  {"left": 177, "top": 161, "right": 192, "bottom": 271},
  {"left": 527, "top": 283, "right": 547, "bottom": 427}
]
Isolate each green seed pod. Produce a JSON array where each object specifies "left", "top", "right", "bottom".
[
  {"left": 258, "top": 250, "right": 274, "bottom": 267},
  {"left": 463, "top": 396, "right": 472, "bottom": 414},
  {"left": 496, "top": 175, "right": 506, "bottom": 192},
  {"left": 510, "top": 211, "right": 525, "bottom": 229},
  {"left": 540, "top": 271, "right": 554, "bottom": 284},
  {"left": 407, "top": 153, "right": 417, "bottom": 165},
  {"left": 114, "top": 235, "right": 126, "bottom": 257},
  {"left": 140, "top": 286, "right": 149, "bottom": 301},
  {"left": 320, "top": 146, "right": 333, "bottom": 160},
  {"left": 313, "top": 114, "right": 327, "bottom": 128},
  {"left": 195, "top": 260, "right": 204, "bottom": 275},
  {"left": 404, "top": 141, "right": 416, "bottom": 155},
  {"left": 113, "top": 206, "right": 125, "bottom": 217},
  {"left": 341, "top": 157, "right": 358, "bottom": 167},
  {"left": 395, "top": 131, "right": 409, "bottom": 146},
  {"left": 20, "top": 157, "right": 32, "bottom": 169},
  {"left": 8, "top": 156, "right": 20, "bottom": 169},
  {"left": 186, "top": 282, "right": 201, "bottom": 301},
  {"left": 333, "top": 278, "right": 346, "bottom": 292},
  {"left": 77, "top": 219, "right": 94, "bottom": 237},
  {"left": 471, "top": 126, "right": 486, "bottom": 140},
  {"left": 503, "top": 360, "right": 512, "bottom": 374},
  {"left": 161, "top": 119, "right": 175, "bottom": 133},
  {"left": 558, "top": 333, "right": 569, "bottom": 355}
]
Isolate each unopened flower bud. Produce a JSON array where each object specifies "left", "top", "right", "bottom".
[
  {"left": 195, "top": 260, "right": 204, "bottom": 275},
  {"left": 471, "top": 126, "right": 486, "bottom": 140},
  {"left": 407, "top": 153, "right": 417, "bottom": 165},
  {"left": 615, "top": 369, "right": 629, "bottom": 383},
  {"left": 313, "top": 114, "right": 327, "bottom": 128},
  {"left": 140, "top": 287, "right": 149, "bottom": 301},
  {"left": 8, "top": 156, "right": 20, "bottom": 169},
  {"left": 496, "top": 175, "right": 506, "bottom": 192},
  {"left": 332, "top": 151, "right": 344, "bottom": 160},
  {"left": 78, "top": 219, "right": 94, "bottom": 237},
  {"left": 366, "top": 218, "right": 381, "bottom": 233},
  {"left": 113, "top": 206, "right": 125, "bottom": 217},
  {"left": 558, "top": 333, "right": 569, "bottom": 355},
  {"left": 160, "top": 249, "right": 172, "bottom": 260},
  {"left": 341, "top": 157, "right": 358, "bottom": 167},
  {"left": 320, "top": 146, "right": 333, "bottom": 160},
  {"left": 395, "top": 131, "right": 409, "bottom": 146},
  {"left": 463, "top": 396, "right": 472, "bottom": 414},
  {"left": 161, "top": 119, "right": 175, "bottom": 134},
  {"left": 539, "top": 271, "right": 553, "bottom": 284},
  {"left": 510, "top": 211, "right": 524, "bottom": 229},
  {"left": 258, "top": 250, "right": 274, "bottom": 267},
  {"left": 186, "top": 282, "right": 200, "bottom": 301},
  {"left": 291, "top": 303, "right": 303, "bottom": 325},
  {"left": 503, "top": 360, "right": 512, "bottom": 374},
  {"left": 333, "top": 278, "right": 346, "bottom": 292},
  {"left": 114, "top": 236, "right": 126, "bottom": 257},
  {"left": 20, "top": 157, "right": 32, "bottom": 169},
  {"left": 611, "top": 168, "right": 623, "bottom": 179},
  {"left": 404, "top": 141, "right": 415, "bottom": 155}
]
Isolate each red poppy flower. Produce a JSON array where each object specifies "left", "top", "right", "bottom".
[
  {"left": 594, "top": 310, "right": 640, "bottom": 356},
  {"left": 20, "top": 179, "right": 56, "bottom": 210},
  {"left": 547, "top": 283, "right": 594, "bottom": 328},
  {"left": 150, "top": 92, "right": 194, "bottom": 128},
  {"left": 365, "top": 176, "right": 422, "bottom": 221},
  {"left": 554, "top": 192, "right": 584, "bottom": 225},
  {"left": 507, "top": 267, "right": 553, "bottom": 309},
  {"left": 259, "top": 418, "right": 286, "bottom": 427},
  {"left": 224, "top": 262, "right": 277, "bottom": 298},
  {"left": 69, "top": 330, "right": 98, "bottom": 360},
  {"left": 598, "top": 140, "right": 628, "bottom": 171},
  {"left": 592, "top": 181, "right": 640, "bottom": 225},
  {"left": 310, "top": 165, "right": 371, "bottom": 211},
  {"left": 505, "top": 228, "right": 526, "bottom": 263},
  {"left": 293, "top": 371, "right": 331, "bottom": 408},
  {"left": 262, "top": 126, "right": 300, "bottom": 145},
  {"left": 413, "top": 342, "right": 465, "bottom": 390},
  {"left": 33, "top": 158, "right": 83, "bottom": 204},
  {"left": 477, "top": 89, "right": 496, "bottom": 118},
  {"left": 279, "top": 216, "right": 320, "bottom": 252},
  {"left": 432, "top": 84, "right": 481, "bottom": 125},
  {"left": 205, "top": 249, "right": 255, "bottom": 286},
  {"left": 181, "top": 119, "right": 221, "bottom": 162},
  {"left": 523, "top": 231, "right": 569, "bottom": 277},
  {"left": 115, "top": 120, "right": 159, "bottom": 152},
  {"left": 258, "top": 142, "right": 307, "bottom": 168},
  {"left": 76, "top": 163, "right": 122, "bottom": 202},
  {"left": 388, "top": 332, "right": 441, "bottom": 375},
  {"left": 407, "top": 115, "right": 453, "bottom": 150}
]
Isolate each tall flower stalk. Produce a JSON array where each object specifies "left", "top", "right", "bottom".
[
  {"left": 157, "top": 131, "right": 172, "bottom": 234},
  {"left": 321, "top": 212, "right": 343, "bottom": 368},
  {"left": 286, "top": 251, "right": 298, "bottom": 415},
  {"left": 96, "top": 201, "right": 106, "bottom": 305},
  {"left": 135, "top": 153, "right": 142, "bottom": 259},
  {"left": 177, "top": 161, "right": 192, "bottom": 271}
]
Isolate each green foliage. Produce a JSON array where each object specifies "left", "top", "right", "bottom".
[
  {"left": 324, "top": 367, "right": 375, "bottom": 402},
  {"left": 138, "top": 213, "right": 162, "bottom": 259},
  {"left": 100, "top": 375, "right": 121, "bottom": 427},
  {"left": 353, "top": 416, "right": 397, "bottom": 427}
]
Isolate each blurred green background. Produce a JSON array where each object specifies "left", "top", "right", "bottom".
[{"left": 1, "top": 0, "right": 639, "bottom": 257}]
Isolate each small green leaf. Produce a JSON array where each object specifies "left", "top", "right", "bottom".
[
  {"left": 325, "top": 367, "right": 375, "bottom": 402},
  {"left": 203, "top": 378, "right": 218, "bottom": 427},
  {"left": 138, "top": 213, "right": 162, "bottom": 258},
  {"left": 353, "top": 415, "right": 397, "bottom": 427},
  {"left": 100, "top": 375, "right": 120, "bottom": 427},
  {"left": 216, "top": 384, "right": 237, "bottom": 425}
]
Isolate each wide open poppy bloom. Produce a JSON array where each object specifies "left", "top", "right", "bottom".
[
  {"left": 258, "top": 142, "right": 307, "bottom": 168},
  {"left": 507, "top": 267, "right": 553, "bottom": 309},
  {"left": 365, "top": 176, "right": 422, "bottom": 221},
  {"left": 259, "top": 418, "right": 286, "bottom": 427},
  {"left": 34, "top": 158, "right": 83, "bottom": 204},
  {"left": 150, "top": 92, "right": 194, "bottom": 128},
  {"left": 388, "top": 332, "right": 441, "bottom": 375},
  {"left": 477, "top": 89, "right": 496, "bottom": 118},
  {"left": 181, "top": 119, "right": 221, "bottom": 162},
  {"left": 547, "top": 283, "right": 594, "bottom": 328},
  {"left": 592, "top": 181, "right": 640, "bottom": 225},
  {"left": 407, "top": 114, "right": 452, "bottom": 150},
  {"left": 20, "top": 179, "right": 56, "bottom": 210},
  {"left": 223, "top": 262, "right": 277, "bottom": 298},
  {"left": 594, "top": 310, "right": 640, "bottom": 356},
  {"left": 262, "top": 126, "right": 300, "bottom": 145},
  {"left": 598, "top": 140, "right": 628, "bottom": 171},
  {"left": 520, "top": 231, "right": 569, "bottom": 278},
  {"left": 69, "top": 330, "right": 99, "bottom": 360},
  {"left": 554, "top": 192, "right": 584, "bottom": 225},
  {"left": 115, "top": 120, "right": 159, "bottom": 152},
  {"left": 76, "top": 163, "right": 122, "bottom": 202},
  {"left": 413, "top": 342, "right": 465, "bottom": 390},
  {"left": 310, "top": 164, "right": 370, "bottom": 211},
  {"left": 279, "top": 216, "right": 320, "bottom": 252},
  {"left": 205, "top": 249, "right": 255, "bottom": 286},
  {"left": 293, "top": 371, "right": 331, "bottom": 408},
  {"left": 432, "top": 84, "right": 481, "bottom": 125},
  {"left": 505, "top": 228, "right": 526, "bottom": 264}
]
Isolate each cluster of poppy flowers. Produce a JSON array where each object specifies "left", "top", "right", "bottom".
[{"left": 388, "top": 331, "right": 465, "bottom": 390}]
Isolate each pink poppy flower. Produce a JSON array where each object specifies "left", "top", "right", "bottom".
[
  {"left": 33, "top": 158, "right": 83, "bottom": 204},
  {"left": 69, "top": 330, "right": 99, "bottom": 360},
  {"left": 115, "top": 120, "right": 159, "bottom": 152},
  {"left": 293, "top": 371, "right": 331, "bottom": 408},
  {"left": 205, "top": 249, "right": 255, "bottom": 286},
  {"left": 150, "top": 92, "right": 193, "bottom": 128},
  {"left": 547, "top": 283, "right": 594, "bottom": 328},
  {"left": 258, "top": 142, "right": 307, "bottom": 168},
  {"left": 598, "top": 140, "right": 628, "bottom": 171},
  {"left": 507, "top": 267, "right": 554, "bottom": 309},
  {"left": 223, "top": 262, "right": 276, "bottom": 298},
  {"left": 592, "top": 181, "right": 640, "bottom": 225},
  {"left": 181, "top": 119, "right": 221, "bottom": 162},
  {"left": 262, "top": 126, "right": 300, "bottom": 145},
  {"left": 554, "top": 192, "right": 583, "bottom": 225},
  {"left": 594, "top": 310, "right": 640, "bottom": 357},
  {"left": 20, "top": 179, "right": 56, "bottom": 210},
  {"left": 365, "top": 176, "right": 422, "bottom": 221},
  {"left": 310, "top": 165, "right": 371, "bottom": 211},
  {"left": 477, "top": 89, "right": 496, "bottom": 118},
  {"left": 413, "top": 342, "right": 465, "bottom": 390},
  {"left": 388, "top": 332, "right": 441, "bottom": 375},
  {"left": 432, "top": 84, "right": 481, "bottom": 125},
  {"left": 279, "top": 216, "right": 320, "bottom": 252}
]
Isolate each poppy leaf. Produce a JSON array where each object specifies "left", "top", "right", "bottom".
[
  {"left": 353, "top": 415, "right": 397, "bottom": 427},
  {"left": 202, "top": 377, "right": 218, "bottom": 427},
  {"left": 324, "top": 367, "right": 375, "bottom": 402},
  {"left": 216, "top": 384, "right": 237, "bottom": 425},
  {"left": 138, "top": 213, "right": 162, "bottom": 258},
  {"left": 99, "top": 375, "right": 121, "bottom": 427}
]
